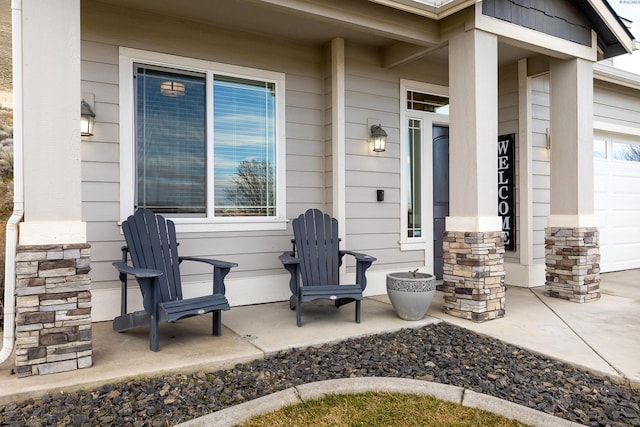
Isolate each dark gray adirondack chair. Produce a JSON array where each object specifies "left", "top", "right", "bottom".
[
  {"left": 112, "top": 209, "right": 238, "bottom": 351},
  {"left": 279, "top": 209, "right": 376, "bottom": 326}
]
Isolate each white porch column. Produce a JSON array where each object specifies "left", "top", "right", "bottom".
[
  {"left": 443, "top": 29, "right": 506, "bottom": 322},
  {"left": 14, "top": 0, "right": 92, "bottom": 377},
  {"left": 545, "top": 57, "right": 600, "bottom": 303},
  {"left": 19, "top": 0, "right": 86, "bottom": 244},
  {"left": 330, "top": 38, "right": 346, "bottom": 244}
]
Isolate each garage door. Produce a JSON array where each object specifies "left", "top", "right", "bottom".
[{"left": 594, "top": 134, "right": 640, "bottom": 273}]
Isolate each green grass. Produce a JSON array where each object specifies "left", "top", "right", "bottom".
[{"left": 239, "top": 392, "right": 531, "bottom": 427}]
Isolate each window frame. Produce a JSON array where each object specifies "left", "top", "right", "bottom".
[
  {"left": 119, "top": 48, "right": 287, "bottom": 232},
  {"left": 399, "top": 80, "right": 449, "bottom": 252},
  {"left": 593, "top": 130, "right": 640, "bottom": 163}
]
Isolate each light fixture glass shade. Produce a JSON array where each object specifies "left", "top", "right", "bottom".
[
  {"left": 81, "top": 100, "right": 95, "bottom": 136},
  {"left": 371, "top": 124, "right": 387, "bottom": 152},
  {"left": 160, "top": 81, "right": 186, "bottom": 97}
]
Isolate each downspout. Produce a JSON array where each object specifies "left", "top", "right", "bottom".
[{"left": 0, "top": 0, "right": 24, "bottom": 364}]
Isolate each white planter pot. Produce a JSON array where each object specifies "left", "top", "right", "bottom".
[{"left": 386, "top": 272, "right": 436, "bottom": 321}]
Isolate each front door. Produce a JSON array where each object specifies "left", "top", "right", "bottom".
[{"left": 433, "top": 125, "right": 449, "bottom": 279}]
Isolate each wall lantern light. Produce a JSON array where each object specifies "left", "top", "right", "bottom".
[
  {"left": 370, "top": 124, "right": 387, "bottom": 152},
  {"left": 81, "top": 99, "right": 95, "bottom": 136},
  {"left": 545, "top": 127, "right": 551, "bottom": 150}
]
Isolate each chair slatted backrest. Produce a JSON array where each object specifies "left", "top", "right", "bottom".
[
  {"left": 122, "top": 209, "right": 183, "bottom": 305},
  {"left": 292, "top": 209, "right": 340, "bottom": 287}
]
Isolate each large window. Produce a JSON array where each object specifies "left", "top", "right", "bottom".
[
  {"left": 121, "top": 49, "right": 286, "bottom": 231},
  {"left": 135, "top": 66, "right": 207, "bottom": 214},
  {"left": 213, "top": 76, "right": 276, "bottom": 216}
]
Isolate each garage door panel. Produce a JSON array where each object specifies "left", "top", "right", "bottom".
[
  {"left": 595, "top": 149, "right": 640, "bottom": 273},
  {"left": 606, "top": 197, "right": 640, "bottom": 211},
  {"left": 609, "top": 210, "right": 640, "bottom": 224},
  {"left": 605, "top": 228, "right": 640, "bottom": 244},
  {"left": 600, "top": 243, "right": 640, "bottom": 272}
]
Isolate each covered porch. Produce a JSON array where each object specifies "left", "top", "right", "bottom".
[
  {"left": 7, "top": 0, "right": 635, "bottom": 379},
  {"left": 3, "top": 270, "right": 640, "bottom": 404}
]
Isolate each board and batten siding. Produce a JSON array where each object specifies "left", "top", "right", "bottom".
[{"left": 80, "top": 3, "right": 329, "bottom": 319}]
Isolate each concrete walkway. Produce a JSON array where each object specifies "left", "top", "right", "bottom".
[{"left": 0, "top": 270, "right": 638, "bottom": 422}]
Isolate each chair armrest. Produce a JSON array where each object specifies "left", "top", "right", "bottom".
[
  {"left": 279, "top": 251, "right": 301, "bottom": 296},
  {"left": 112, "top": 261, "right": 163, "bottom": 279},
  {"left": 179, "top": 256, "right": 238, "bottom": 270},
  {"left": 178, "top": 256, "right": 237, "bottom": 295},
  {"left": 340, "top": 250, "right": 377, "bottom": 263},
  {"left": 339, "top": 251, "right": 376, "bottom": 291},
  {"left": 279, "top": 251, "right": 300, "bottom": 265}
]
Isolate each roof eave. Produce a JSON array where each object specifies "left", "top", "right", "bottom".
[{"left": 588, "top": 0, "right": 635, "bottom": 55}]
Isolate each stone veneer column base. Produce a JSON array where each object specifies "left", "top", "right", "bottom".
[
  {"left": 441, "top": 231, "right": 506, "bottom": 322},
  {"left": 14, "top": 244, "right": 92, "bottom": 378},
  {"left": 545, "top": 227, "right": 600, "bottom": 303}
]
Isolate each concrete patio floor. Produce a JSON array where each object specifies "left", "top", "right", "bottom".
[{"left": 0, "top": 270, "right": 638, "bottom": 406}]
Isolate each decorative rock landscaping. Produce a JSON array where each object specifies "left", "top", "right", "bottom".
[{"left": 0, "top": 322, "right": 638, "bottom": 426}]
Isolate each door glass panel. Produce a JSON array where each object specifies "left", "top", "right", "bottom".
[{"left": 408, "top": 119, "right": 422, "bottom": 238}]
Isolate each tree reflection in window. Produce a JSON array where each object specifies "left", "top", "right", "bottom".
[
  {"left": 220, "top": 160, "right": 275, "bottom": 216},
  {"left": 613, "top": 142, "right": 640, "bottom": 162}
]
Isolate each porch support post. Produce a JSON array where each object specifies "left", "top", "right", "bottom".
[
  {"left": 442, "top": 29, "right": 505, "bottom": 322},
  {"left": 545, "top": 58, "right": 600, "bottom": 303},
  {"left": 14, "top": 0, "right": 92, "bottom": 377},
  {"left": 330, "top": 38, "right": 346, "bottom": 246}
]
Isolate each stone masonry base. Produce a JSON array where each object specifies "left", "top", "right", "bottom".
[
  {"left": 545, "top": 227, "right": 600, "bottom": 303},
  {"left": 441, "top": 231, "right": 506, "bottom": 322},
  {"left": 15, "top": 244, "right": 92, "bottom": 378}
]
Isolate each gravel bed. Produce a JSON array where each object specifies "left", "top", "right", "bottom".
[{"left": 1, "top": 322, "right": 639, "bottom": 426}]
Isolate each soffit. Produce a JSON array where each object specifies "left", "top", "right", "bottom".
[
  {"left": 90, "top": 0, "right": 432, "bottom": 48},
  {"left": 87, "top": 0, "right": 583, "bottom": 69}
]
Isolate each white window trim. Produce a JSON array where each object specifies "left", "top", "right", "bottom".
[
  {"left": 399, "top": 80, "right": 449, "bottom": 252},
  {"left": 119, "top": 47, "right": 287, "bottom": 232}
]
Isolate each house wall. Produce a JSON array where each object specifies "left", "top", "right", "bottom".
[
  {"left": 498, "top": 62, "right": 520, "bottom": 264},
  {"left": 80, "top": 3, "right": 327, "bottom": 319},
  {"left": 79, "top": 3, "right": 454, "bottom": 321},
  {"left": 343, "top": 44, "right": 450, "bottom": 271},
  {"left": 523, "top": 73, "right": 640, "bottom": 271},
  {"left": 530, "top": 74, "right": 552, "bottom": 264},
  {"left": 594, "top": 80, "right": 640, "bottom": 127}
]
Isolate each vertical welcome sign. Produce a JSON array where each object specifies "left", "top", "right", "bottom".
[{"left": 498, "top": 134, "right": 515, "bottom": 251}]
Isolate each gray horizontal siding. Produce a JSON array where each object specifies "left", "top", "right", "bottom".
[
  {"left": 81, "top": 3, "right": 327, "bottom": 294},
  {"left": 594, "top": 81, "right": 640, "bottom": 126},
  {"left": 498, "top": 63, "right": 520, "bottom": 263},
  {"left": 530, "top": 74, "right": 550, "bottom": 264}
]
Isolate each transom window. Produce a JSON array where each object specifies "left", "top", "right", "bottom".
[
  {"left": 120, "top": 48, "right": 286, "bottom": 231},
  {"left": 407, "top": 91, "right": 449, "bottom": 114}
]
